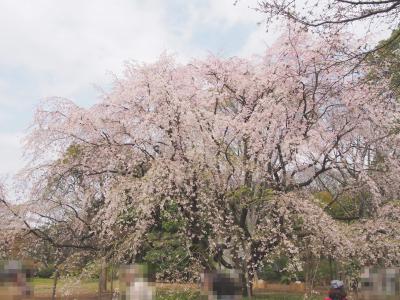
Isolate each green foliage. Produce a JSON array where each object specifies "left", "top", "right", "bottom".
[
  {"left": 314, "top": 191, "right": 333, "bottom": 205},
  {"left": 143, "top": 231, "right": 189, "bottom": 277},
  {"left": 259, "top": 255, "right": 342, "bottom": 286},
  {"left": 116, "top": 205, "right": 138, "bottom": 227},
  {"left": 326, "top": 196, "right": 360, "bottom": 220},
  {"left": 279, "top": 275, "right": 291, "bottom": 285},
  {"left": 342, "top": 260, "right": 362, "bottom": 290},
  {"left": 77, "top": 260, "right": 102, "bottom": 279},
  {"left": 369, "top": 28, "right": 400, "bottom": 98},
  {"left": 314, "top": 191, "right": 371, "bottom": 220},
  {"left": 227, "top": 185, "right": 274, "bottom": 208},
  {"left": 142, "top": 203, "right": 196, "bottom": 282},
  {"left": 66, "top": 144, "right": 82, "bottom": 157},
  {"left": 304, "top": 258, "right": 336, "bottom": 285},
  {"left": 258, "top": 256, "right": 294, "bottom": 283},
  {"left": 62, "top": 144, "right": 82, "bottom": 164},
  {"left": 35, "top": 264, "right": 56, "bottom": 278}
]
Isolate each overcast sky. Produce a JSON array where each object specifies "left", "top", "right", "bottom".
[
  {"left": 0, "top": 0, "right": 390, "bottom": 181},
  {"left": 0, "top": 0, "right": 281, "bottom": 178}
]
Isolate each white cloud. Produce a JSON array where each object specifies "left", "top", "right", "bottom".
[
  {"left": 0, "top": 132, "right": 24, "bottom": 176},
  {"left": 0, "top": 0, "right": 271, "bottom": 96},
  {"left": 0, "top": 1, "right": 394, "bottom": 184},
  {"left": 207, "top": 0, "right": 262, "bottom": 25},
  {"left": 238, "top": 22, "right": 285, "bottom": 58},
  {"left": 0, "top": 0, "right": 276, "bottom": 176},
  {"left": 0, "top": 0, "right": 177, "bottom": 98}
]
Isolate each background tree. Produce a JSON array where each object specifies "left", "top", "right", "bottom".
[
  {"left": 369, "top": 27, "right": 400, "bottom": 98},
  {"left": 255, "top": 0, "right": 400, "bottom": 59},
  {"left": 256, "top": 0, "right": 400, "bottom": 34}
]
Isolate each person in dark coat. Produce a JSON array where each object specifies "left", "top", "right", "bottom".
[{"left": 324, "top": 280, "right": 348, "bottom": 300}]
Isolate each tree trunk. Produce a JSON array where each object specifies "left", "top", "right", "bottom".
[
  {"left": 51, "top": 269, "right": 59, "bottom": 300},
  {"left": 246, "top": 270, "right": 254, "bottom": 298},
  {"left": 304, "top": 253, "right": 312, "bottom": 296},
  {"left": 110, "top": 264, "right": 114, "bottom": 294},
  {"left": 98, "top": 259, "right": 107, "bottom": 297},
  {"left": 310, "top": 257, "right": 320, "bottom": 294},
  {"left": 240, "top": 263, "right": 254, "bottom": 298},
  {"left": 240, "top": 271, "right": 247, "bottom": 297}
]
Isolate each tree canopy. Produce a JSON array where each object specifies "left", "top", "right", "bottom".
[{"left": 3, "top": 31, "right": 395, "bottom": 295}]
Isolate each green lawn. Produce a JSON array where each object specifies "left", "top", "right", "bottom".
[
  {"left": 155, "top": 289, "right": 320, "bottom": 300},
  {"left": 31, "top": 277, "right": 99, "bottom": 296},
  {"left": 235, "top": 294, "right": 318, "bottom": 300},
  {"left": 30, "top": 278, "right": 322, "bottom": 299}
]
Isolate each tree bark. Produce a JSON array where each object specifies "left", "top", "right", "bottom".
[
  {"left": 329, "top": 256, "right": 333, "bottom": 282},
  {"left": 110, "top": 264, "right": 114, "bottom": 294},
  {"left": 51, "top": 268, "right": 59, "bottom": 300},
  {"left": 98, "top": 259, "right": 107, "bottom": 297},
  {"left": 246, "top": 270, "right": 254, "bottom": 298}
]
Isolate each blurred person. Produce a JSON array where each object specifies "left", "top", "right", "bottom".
[
  {"left": 324, "top": 280, "right": 348, "bottom": 300},
  {"left": 0, "top": 260, "right": 32, "bottom": 300},
  {"left": 202, "top": 270, "right": 242, "bottom": 300},
  {"left": 119, "top": 264, "right": 154, "bottom": 300}
]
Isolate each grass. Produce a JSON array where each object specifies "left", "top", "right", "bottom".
[
  {"left": 10, "top": 278, "right": 391, "bottom": 300},
  {"left": 31, "top": 277, "right": 99, "bottom": 296},
  {"left": 28, "top": 278, "right": 322, "bottom": 299},
  {"left": 155, "top": 290, "right": 319, "bottom": 300},
  {"left": 246, "top": 295, "right": 319, "bottom": 299}
]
